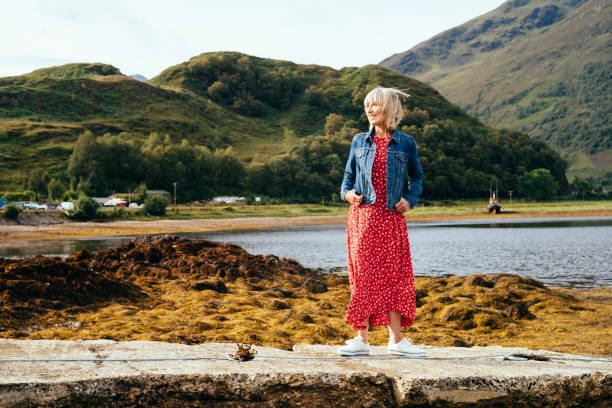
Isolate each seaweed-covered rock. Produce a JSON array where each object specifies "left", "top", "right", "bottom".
[{"left": 0, "top": 256, "right": 144, "bottom": 328}]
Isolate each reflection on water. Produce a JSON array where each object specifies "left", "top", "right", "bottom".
[
  {"left": 2, "top": 217, "right": 611, "bottom": 288},
  {"left": 1, "top": 236, "right": 135, "bottom": 259}
]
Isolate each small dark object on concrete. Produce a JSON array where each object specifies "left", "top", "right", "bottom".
[{"left": 230, "top": 343, "right": 257, "bottom": 361}]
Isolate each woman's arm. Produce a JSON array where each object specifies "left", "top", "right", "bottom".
[
  {"left": 403, "top": 139, "right": 423, "bottom": 209},
  {"left": 340, "top": 137, "right": 358, "bottom": 201}
]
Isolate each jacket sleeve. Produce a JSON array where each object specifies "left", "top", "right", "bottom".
[
  {"left": 340, "top": 136, "right": 358, "bottom": 201},
  {"left": 404, "top": 138, "right": 423, "bottom": 209}
]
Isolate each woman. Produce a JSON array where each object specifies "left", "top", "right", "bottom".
[{"left": 338, "top": 86, "right": 425, "bottom": 356}]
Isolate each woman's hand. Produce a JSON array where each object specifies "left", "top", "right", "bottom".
[
  {"left": 394, "top": 198, "right": 410, "bottom": 214},
  {"left": 344, "top": 189, "right": 363, "bottom": 206}
]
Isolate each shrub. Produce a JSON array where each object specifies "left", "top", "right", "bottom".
[
  {"left": 1, "top": 191, "right": 36, "bottom": 201},
  {"left": 518, "top": 168, "right": 558, "bottom": 200},
  {"left": 3, "top": 204, "right": 20, "bottom": 220},
  {"left": 69, "top": 195, "right": 100, "bottom": 220},
  {"left": 62, "top": 190, "right": 79, "bottom": 201},
  {"left": 144, "top": 195, "right": 168, "bottom": 216},
  {"left": 111, "top": 207, "right": 125, "bottom": 218}
]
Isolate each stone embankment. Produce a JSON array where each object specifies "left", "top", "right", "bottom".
[{"left": 0, "top": 339, "right": 610, "bottom": 407}]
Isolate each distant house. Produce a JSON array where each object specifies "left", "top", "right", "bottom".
[{"left": 92, "top": 197, "right": 107, "bottom": 207}]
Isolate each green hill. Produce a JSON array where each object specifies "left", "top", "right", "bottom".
[
  {"left": 0, "top": 52, "right": 567, "bottom": 201},
  {"left": 380, "top": 0, "right": 611, "bottom": 188}
]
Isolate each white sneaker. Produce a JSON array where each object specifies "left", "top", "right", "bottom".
[
  {"left": 337, "top": 339, "right": 370, "bottom": 356},
  {"left": 345, "top": 336, "right": 366, "bottom": 345},
  {"left": 387, "top": 338, "right": 426, "bottom": 357}
]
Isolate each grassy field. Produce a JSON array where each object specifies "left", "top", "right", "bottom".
[{"left": 101, "top": 199, "right": 612, "bottom": 221}]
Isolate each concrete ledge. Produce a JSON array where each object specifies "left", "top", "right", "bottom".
[{"left": 0, "top": 340, "right": 610, "bottom": 407}]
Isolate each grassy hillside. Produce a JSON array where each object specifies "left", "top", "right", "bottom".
[
  {"left": 380, "top": 0, "right": 611, "bottom": 188},
  {"left": 0, "top": 52, "right": 567, "bottom": 200}
]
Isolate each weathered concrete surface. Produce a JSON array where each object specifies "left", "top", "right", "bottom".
[{"left": 0, "top": 340, "right": 610, "bottom": 407}]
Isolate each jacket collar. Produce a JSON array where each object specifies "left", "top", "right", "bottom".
[{"left": 366, "top": 128, "right": 400, "bottom": 144}]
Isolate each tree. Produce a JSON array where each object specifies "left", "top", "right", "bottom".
[
  {"left": 3, "top": 204, "right": 20, "bottom": 220},
  {"left": 68, "top": 131, "right": 98, "bottom": 183},
  {"left": 517, "top": 168, "right": 558, "bottom": 200},
  {"left": 135, "top": 183, "right": 148, "bottom": 204},
  {"left": 71, "top": 195, "right": 100, "bottom": 220},
  {"left": 305, "top": 85, "right": 328, "bottom": 107},
  {"left": 207, "top": 81, "right": 230, "bottom": 102},
  {"left": 324, "top": 113, "right": 344, "bottom": 136},
  {"left": 47, "top": 179, "right": 67, "bottom": 201},
  {"left": 232, "top": 91, "right": 265, "bottom": 116},
  {"left": 62, "top": 190, "right": 79, "bottom": 201},
  {"left": 144, "top": 195, "right": 168, "bottom": 216},
  {"left": 212, "top": 148, "right": 245, "bottom": 194},
  {"left": 26, "top": 169, "right": 47, "bottom": 198},
  {"left": 570, "top": 176, "right": 605, "bottom": 199}
]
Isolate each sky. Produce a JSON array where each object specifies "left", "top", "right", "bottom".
[{"left": 1, "top": 0, "right": 506, "bottom": 79}]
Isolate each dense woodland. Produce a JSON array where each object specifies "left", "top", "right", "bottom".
[{"left": 1, "top": 52, "right": 575, "bottom": 203}]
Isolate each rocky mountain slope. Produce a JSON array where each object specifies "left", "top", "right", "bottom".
[{"left": 381, "top": 0, "right": 611, "bottom": 187}]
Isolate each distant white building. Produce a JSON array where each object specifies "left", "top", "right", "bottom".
[
  {"left": 103, "top": 197, "right": 127, "bottom": 207},
  {"left": 58, "top": 202, "right": 75, "bottom": 210},
  {"left": 213, "top": 196, "right": 246, "bottom": 204}
]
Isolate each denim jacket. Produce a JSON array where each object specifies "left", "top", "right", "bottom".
[{"left": 340, "top": 128, "right": 423, "bottom": 210}]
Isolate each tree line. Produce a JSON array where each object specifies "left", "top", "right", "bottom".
[{"left": 14, "top": 112, "right": 607, "bottom": 205}]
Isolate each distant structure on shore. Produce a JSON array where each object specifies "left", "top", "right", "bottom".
[
  {"left": 213, "top": 196, "right": 246, "bottom": 204},
  {"left": 488, "top": 182, "right": 501, "bottom": 214}
]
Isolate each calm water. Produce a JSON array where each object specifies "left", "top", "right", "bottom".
[{"left": 2, "top": 217, "right": 611, "bottom": 288}]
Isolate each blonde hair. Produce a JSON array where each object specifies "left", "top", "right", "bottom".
[{"left": 363, "top": 86, "right": 410, "bottom": 130}]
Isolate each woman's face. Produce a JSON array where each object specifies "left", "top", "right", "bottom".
[{"left": 366, "top": 102, "right": 384, "bottom": 128}]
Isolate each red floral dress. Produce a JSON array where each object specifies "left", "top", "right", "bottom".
[{"left": 345, "top": 134, "right": 416, "bottom": 330}]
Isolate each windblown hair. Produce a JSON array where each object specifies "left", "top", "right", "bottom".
[{"left": 364, "top": 86, "right": 410, "bottom": 130}]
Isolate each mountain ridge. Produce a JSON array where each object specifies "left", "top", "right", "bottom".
[{"left": 380, "top": 0, "right": 611, "bottom": 187}]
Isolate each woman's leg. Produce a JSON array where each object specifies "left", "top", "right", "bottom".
[
  {"left": 388, "top": 311, "right": 402, "bottom": 343},
  {"left": 358, "top": 318, "right": 369, "bottom": 343}
]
